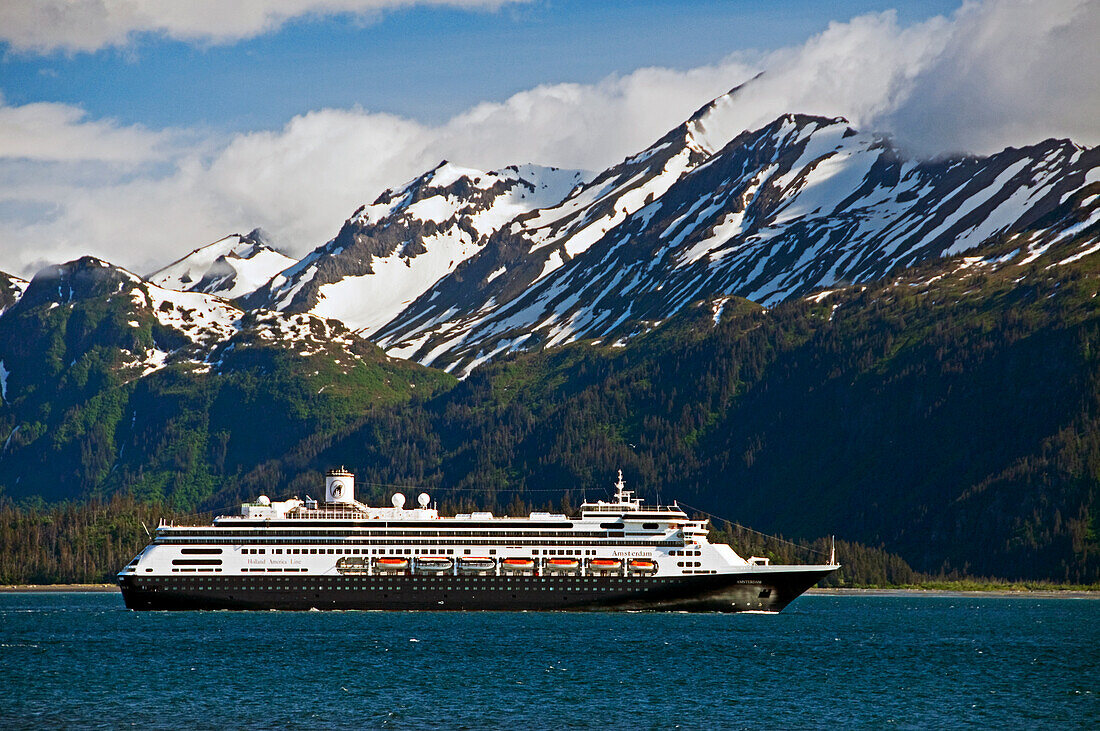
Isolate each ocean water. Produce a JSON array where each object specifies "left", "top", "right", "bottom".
[{"left": 0, "top": 592, "right": 1096, "bottom": 729}]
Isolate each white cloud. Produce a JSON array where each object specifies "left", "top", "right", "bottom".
[
  {"left": 0, "top": 99, "right": 169, "bottom": 163},
  {"left": 0, "top": 0, "right": 525, "bottom": 54},
  {"left": 0, "top": 0, "right": 1096, "bottom": 279},
  {"left": 0, "top": 61, "right": 759, "bottom": 277},
  {"left": 880, "top": 0, "right": 1100, "bottom": 156}
]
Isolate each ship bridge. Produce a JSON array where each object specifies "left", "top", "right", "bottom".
[{"left": 579, "top": 471, "right": 700, "bottom": 533}]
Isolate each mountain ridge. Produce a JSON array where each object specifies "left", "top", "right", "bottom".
[
  {"left": 374, "top": 113, "right": 1098, "bottom": 373},
  {"left": 1, "top": 99, "right": 1096, "bottom": 380}
]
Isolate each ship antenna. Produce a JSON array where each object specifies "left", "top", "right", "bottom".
[
  {"left": 140, "top": 521, "right": 151, "bottom": 539},
  {"left": 830, "top": 535, "right": 836, "bottom": 566}
]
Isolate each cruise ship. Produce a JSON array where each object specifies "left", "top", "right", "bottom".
[{"left": 117, "top": 469, "right": 838, "bottom": 612}]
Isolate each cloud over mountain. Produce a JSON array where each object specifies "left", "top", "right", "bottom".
[
  {"left": 880, "top": 0, "right": 1100, "bottom": 156},
  {"left": 0, "top": 0, "right": 1095, "bottom": 277}
]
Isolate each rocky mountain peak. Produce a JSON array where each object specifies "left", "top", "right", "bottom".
[
  {"left": 16, "top": 257, "right": 142, "bottom": 311},
  {"left": 149, "top": 232, "right": 295, "bottom": 301}
]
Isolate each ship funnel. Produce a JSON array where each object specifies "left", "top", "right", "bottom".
[{"left": 325, "top": 468, "right": 355, "bottom": 504}]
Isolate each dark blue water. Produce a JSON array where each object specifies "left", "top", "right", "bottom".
[{"left": 1, "top": 592, "right": 1097, "bottom": 729}]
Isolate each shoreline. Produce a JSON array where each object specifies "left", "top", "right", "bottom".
[
  {"left": 807, "top": 587, "right": 1100, "bottom": 599},
  {"left": 1, "top": 584, "right": 1096, "bottom": 597}
]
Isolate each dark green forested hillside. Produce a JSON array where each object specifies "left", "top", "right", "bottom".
[
  {"left": 1, "top": 240, "right": 1099, "bottom": 583},
  {"left": 0, "top": 262, "right": 454, "bottom": 504}
]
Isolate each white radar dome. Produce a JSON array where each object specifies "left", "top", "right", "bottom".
[
  {"left": 417, "top": 493, "right": 430, "bottom": 508},
  {"left": 391, "top": 492, "right": 406, "bottom": 509},
  {"left": 257, "top": 495, "right": 271, "bottom": 505}
]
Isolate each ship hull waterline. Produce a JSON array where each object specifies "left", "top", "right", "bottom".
[{"left": 118, "top": 567, "right": 836, "bottom": 613}]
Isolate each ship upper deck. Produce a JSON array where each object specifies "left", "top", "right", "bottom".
[{"left": 158, "top": 469, "right": 704, "bottom": 537}]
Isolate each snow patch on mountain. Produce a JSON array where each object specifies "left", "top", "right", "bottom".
[
  {"left": 143, "top": 283, "right": 243, "bottom": 346},
  {"left": 149, "top": 230, "right": 295, "bottom": 300},
  {"left": 0, "top": 359, "right": 9, "bottom": 403},
  {"left": 310, "top": 228, "right": 476, "bottom": 336},
  {"left": 0, "top": 273, "right": 28, "bottom": 317}
]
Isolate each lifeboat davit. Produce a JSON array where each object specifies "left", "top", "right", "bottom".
[
  {"left": 373, "top": 557, "right": 410, "bottom": 572},
  {"left": 543, "top": 558, "right": 581, "bottom": 573},
  {"left": 628, "top": 558, "right": 658, "bottom": 574},
  {"left": 501, "top": 558, "right": 536, "bottom": 573},
  {"left": 587, "top": 558, "right": 623, "bottom": 573},
  {"left": 457, "top": 557, "right": 497, "bottom": 574},
  {"left": 415, "top": 556, "right": 454, "bottom": 574}
]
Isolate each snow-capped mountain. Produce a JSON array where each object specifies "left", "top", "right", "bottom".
[
  {"left": 149, "top": 229, "right": 295, "bottom": 300},
  {"left": 2, "top": 256, "right": 388, "bottom": 384},
  {"left": 369, "top": 89, "right": 753, "bottom": 346},
  {"left": 4, "top": 88, "right": 1098, "bottom": 380},
  {"left": 374, "top": 110, "right": 1100, "bottom": 374},
  {"left": 244, "top": 162, "right": 588, "bottom": 336}
]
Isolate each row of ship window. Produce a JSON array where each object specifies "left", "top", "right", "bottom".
[
  {"left": 669, "top": 549, "right": 701, "bottom": 556},
  {"left": 237, "top": 547, "right": 605, "bottom": 556},
  {"left": 161, "top": 585, "right": 648, "bottom": 592},
  {"left": 159, "top": 538, "right": 679, "bottom": 547},
  {"left": 163, "top": 529, "right": 613, "bottom": 538}
]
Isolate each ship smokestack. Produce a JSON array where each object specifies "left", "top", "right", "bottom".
[{"left": 325, "top": 468, "right": 355, "bottom": 504}]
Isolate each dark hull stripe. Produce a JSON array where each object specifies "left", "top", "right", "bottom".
[{"left": 118, "top": 568, "right": 835, "bottom": 613}]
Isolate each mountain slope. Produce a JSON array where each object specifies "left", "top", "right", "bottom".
[
  {"left": 0, "top": 256, "right": 454, "bottom": 501},
  {"left": 370, "top": 89, "right": 756, "bottom": 363},
  {"left": 244, "top": 162, "right": 588, "bottom": 336},
  {"left": 376, "top": 113, "right": 1100, "bottom": 374},
  {"left": 148, "top": 229, "right": 295, "bottom": 300}
]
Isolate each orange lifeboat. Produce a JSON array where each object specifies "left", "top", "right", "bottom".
[
  {"left": 543, "top": 557, "right": 581, "bottom": 574},
  {"left": 501, "top": 558, "right": 536, "bottom": 573},
  {"left": 587, "top": 558, "right": 623, "bottom": 573},
  {"left": 373, "top": 557, "right": 410, "bottom": 572},
  {"left": 628, "top": 558, "right": 658, "bottom": 575}
]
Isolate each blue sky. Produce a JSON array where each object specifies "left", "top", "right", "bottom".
[
  {"left": 0, "top": 0, "right": 1094, "bottom": 277},
  {"left": 1, "top": 0, "right": 962, "bottom": 133}
]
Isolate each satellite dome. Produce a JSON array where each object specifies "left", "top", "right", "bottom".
[
  {"left": 257, "top": 495, "right": 271, "bottom": 506},
  {"left": 417, "top": 493, "right": 430, "bottom": 508},
  {"left": 391, "top": 493, "right": 406, "bottom": 509}
]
